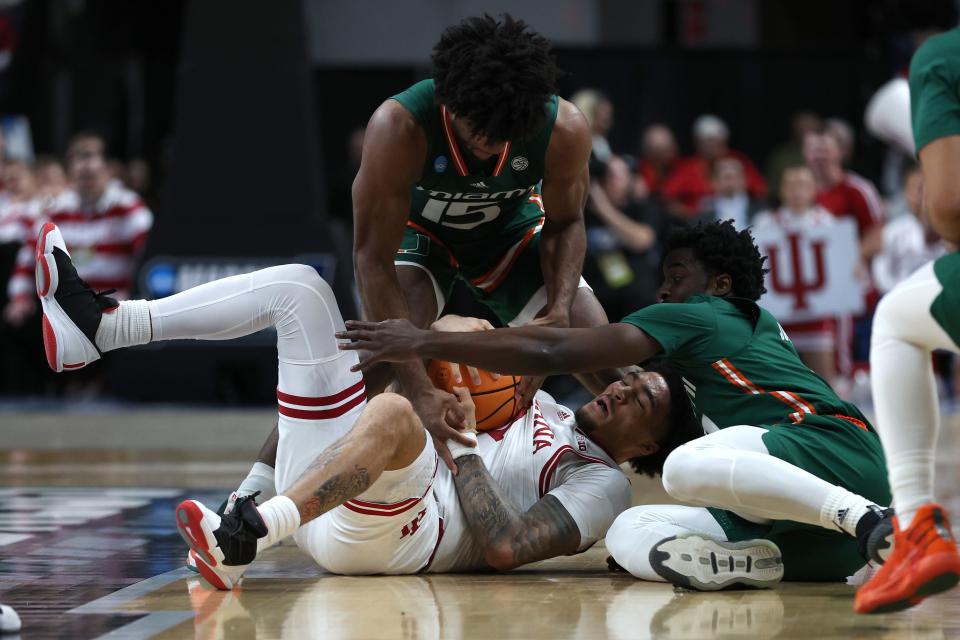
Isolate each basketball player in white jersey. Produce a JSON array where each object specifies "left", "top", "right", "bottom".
[{"left": 35, "top": 223, "right": 703, "bottom": 587}]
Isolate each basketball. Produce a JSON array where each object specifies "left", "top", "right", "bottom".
[{"left": 427, "top": 360, "right": 522, "bottom": 431}]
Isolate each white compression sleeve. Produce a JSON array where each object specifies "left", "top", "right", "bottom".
[
  {"left": 661, "top": 425, "right": 874, "bottom": 536},
  {"left": 871, "top": 262, "right": 959, "bottom": 529},
  {"left": 605, "top": 505, "right": 728, "bottom": 581}
]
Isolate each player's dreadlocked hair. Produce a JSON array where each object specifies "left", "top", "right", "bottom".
[
  {"left": 432, "top": 14, "right": 557, "bottom": 142},
  {"left": 664, "top": 220, "right": 769, "bottom": 301},
  {"left": 628, "top": 360, "right": 702, "bottom": 478}
]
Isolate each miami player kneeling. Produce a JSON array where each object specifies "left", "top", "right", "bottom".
[{"left": 35, "top": 221, "right": 705, "bottom": 584}]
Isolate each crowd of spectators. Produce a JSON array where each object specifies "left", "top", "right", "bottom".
[
  {"left": 0, "top": 93, "right": 947, "bottom": 402},
  {"left": 572, "top": 89, "right": 941, "bottom": 396},
  {"left": 0, "top": 130, "right": 153, "bottom": 397}
]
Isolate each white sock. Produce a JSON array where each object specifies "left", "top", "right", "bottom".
[
  {"left": 238, "top": 462, "right": 276, "bottom": 501},
  {"left": 94, "top": 300, "right": 152, "bottom": 352},
  {"left": 256, "top": 495, "right": 300, "bottom": 551},
  {"left": 819, "top": 485, "right": 874, "bottom": 536}
]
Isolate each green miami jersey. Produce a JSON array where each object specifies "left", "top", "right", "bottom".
[
  {"left": 910, "top": 27, "right": 960, "bottom": 153},
  {"left": 391, "top": 79, "right": 558, "bottom": 269},
  {"left": 622, "top": 296, "right": 870, "bottom": 432},
  {"left": 624, "top": 296, "right": 890, "bottom": 582},
  {"left": 910, "top": 28, "right": 960, "bottom": 345}
]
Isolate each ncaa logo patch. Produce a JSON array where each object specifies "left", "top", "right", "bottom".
[
  {"left": 434, "top": 155, "right": 448, "bottom": 173},
  {"left": 511, "top": 156, "right": 529, "bottom": 171}
]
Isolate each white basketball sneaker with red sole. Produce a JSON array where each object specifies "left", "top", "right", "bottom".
[{"left": 34, "top": 222, "right": 117, "bottom": 372}]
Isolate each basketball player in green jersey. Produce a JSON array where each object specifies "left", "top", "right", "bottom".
[
  {"left": 340, "top": 220, "right": 892, "bottom": 589},
  {"left": 854, "top": 28, "right": 960, "bottom": 614},
  {"left": 208, "top": 15, "right": 617, "bottom": 521},
  {"left": 353, "top": 14, "right": 616, "bottom": 471}
]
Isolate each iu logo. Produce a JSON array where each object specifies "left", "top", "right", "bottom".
[
  {"left": 765, "top": 233, "right": 826, "bottom": 311},
  {"left": 401, "top": 508, "right": 428, "bottom": 538}
]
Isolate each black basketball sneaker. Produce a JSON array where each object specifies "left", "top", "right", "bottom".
[{"left": 176, "top": 493, "right": 268, "bottom": 590}]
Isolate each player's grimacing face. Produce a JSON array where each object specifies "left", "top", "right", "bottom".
[{"left": 574, "top": 371, "right": 670, "bottom": 449}]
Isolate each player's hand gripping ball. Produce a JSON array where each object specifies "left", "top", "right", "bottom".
[{"left": 428, "top": 361, "right": 522, "bottom": 431}]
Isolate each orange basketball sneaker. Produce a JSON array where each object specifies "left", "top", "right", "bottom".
[{"left": 855, "top": 504, "right": 960, "bottom": 614}]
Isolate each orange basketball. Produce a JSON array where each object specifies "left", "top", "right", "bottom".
[{"left": 427, "top": 360, "right": 522, "bottom": 431}]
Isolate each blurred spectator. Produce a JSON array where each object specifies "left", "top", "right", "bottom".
[
  {"left": 636, "top": 124, "right": 679, "bottom": 197},
  {"left": 106, "top": 158, "right": 126, "bottom": 184},
  {"left": 125, "top": 158, "right": 152, "bottom": 197},
  {"left": 754, "top": 166, "right": 839, "bottom": 382},
  {"left": 0, "top": 127, "right": 6, "bottom": 194},
  {"left": 0, "top": 160, "right": 40, "bottom": 242},
  {"left": 584, "top": 155, "right": 663, "bottom": 319},
  {"left": 571, "top": 89, "right": 614, "bottom": 162},
  {"left": 872, "top": 166, "right": 945, "bottom": 294},
  {"left": 825, "top": 117, "right": 856, "bottom": 166},
  {"left": 0, "top": 160, "right": 45, "bottom": 394},
  {"left": 661, "top": 114, "right": 766, "bottom": 218},
  {"left": 3, "top": 132, "right": 153, "bottom": 327},
  {"left": 0, "top": 160, "right": 40, "bottom": 265},
  {"left": 765, "top": 111, "right": 822, "bottom": 203},
  {"left": 697, "top": 157, "right": 764, "bottom": 230},
  {"left": 34, "top": 156, "right": 68, "bottom": 202},
  {"left": 804, "top": 128, "right": 884, "bottom": 375},
  {"left": 0, "top": 160, "right": 41, "bottom": 325},
  {"left": 803, "top": 130, "right": 884, "bottom": 259}
]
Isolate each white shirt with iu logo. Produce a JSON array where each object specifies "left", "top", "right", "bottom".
[{"left": 427, "top": 391, "right": 632, "bottom": 573}]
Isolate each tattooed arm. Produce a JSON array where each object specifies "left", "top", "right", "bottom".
[{"left": 453, "top": 454, "right": 581, "bottom": 571}]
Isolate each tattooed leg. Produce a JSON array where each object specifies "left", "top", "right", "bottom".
[
  {"left": 280, "top": 393, "right": 426, "bottom": 524},
  {"left": 254, "top": 393, "right": 429, "bottom": 553}
]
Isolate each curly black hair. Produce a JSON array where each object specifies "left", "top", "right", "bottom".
[
  {"left": 664, "top": 220, "right": 769, "bottom": 301},
  {"left": 628, "top": 360, "right": 703, "bottom": 478},
  {"left": 431, "top": 14, "right": 557, "bottom": 143}
]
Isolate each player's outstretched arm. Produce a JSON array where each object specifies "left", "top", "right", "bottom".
[
  {"left": 454, "top": 454, "right": 580, "bottom": 570},
  {"left": 338, "top": 319, "right": 662, "bottom": 375}
]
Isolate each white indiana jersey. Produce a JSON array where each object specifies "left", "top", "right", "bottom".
[{"left": 427, "top": 391, "right": 632, "bottom": 572}]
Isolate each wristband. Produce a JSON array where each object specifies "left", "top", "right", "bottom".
[{"left": 447, "top": 432, "right": 479, "bottom": 460}]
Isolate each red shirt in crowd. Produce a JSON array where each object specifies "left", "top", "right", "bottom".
[
  {"left": 7, "top": 180, "right": 153, "bottom": 302},
  {"left": 660, "top": 149, "right": 767, "bottom": 215},
  {"left": 815, "top": 172, "right": 883, "bottom": 238},
  {"left": 637, "top": 158, "right": 678, "bottom": 195}
]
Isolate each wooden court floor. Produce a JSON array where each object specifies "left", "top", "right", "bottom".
[{"left": 3, "top": 409, "right": 960, "bottom": 639}]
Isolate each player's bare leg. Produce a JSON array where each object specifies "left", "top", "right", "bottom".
[
  {"left": 176, "top": 393, "right": 428, "bottom": 590},
  {"left": 855, "top": 263, "right": 960, "bottom": 614}
]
